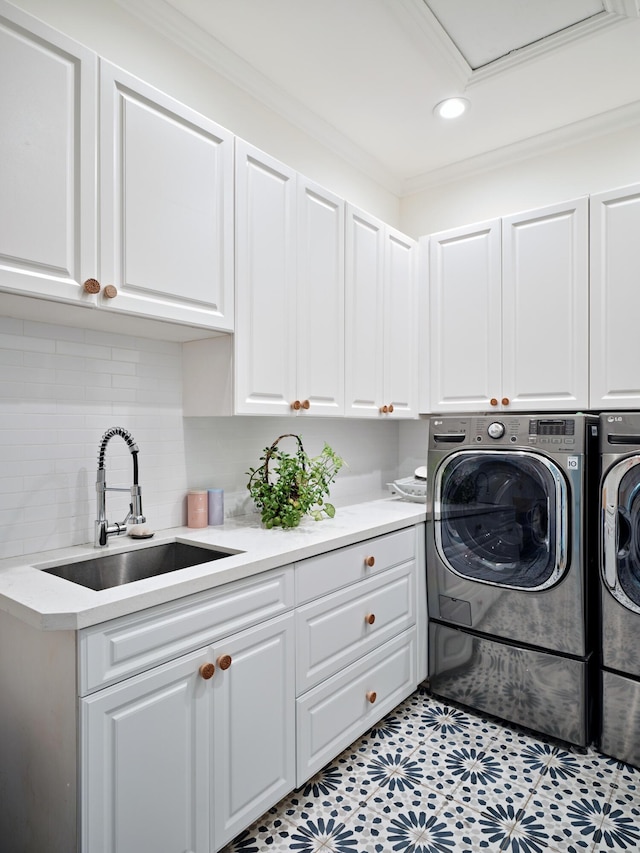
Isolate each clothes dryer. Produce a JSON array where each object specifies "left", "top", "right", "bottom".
[
  {"left": 427, "top": 414, "right": 598, "bottom": 746},
  {"left": 599, "top": 412, "right": 640, "bottom": 767}
]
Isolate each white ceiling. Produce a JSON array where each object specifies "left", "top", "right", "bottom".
[{"left": 119, "top": 0, "right": 640, "bottom": 196}]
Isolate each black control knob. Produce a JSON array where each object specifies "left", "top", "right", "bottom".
[{"left": 487, "top": 422, "right": 506, "bottom": 439}]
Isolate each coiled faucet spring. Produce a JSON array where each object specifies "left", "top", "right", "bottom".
[{"left": 95, "top": 427, "right": 145, "bottom": 547}]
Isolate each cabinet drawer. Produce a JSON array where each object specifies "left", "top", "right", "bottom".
[
  {"left": 296, "top": 630, "right": 416, "bottom": 786},
  {"left": 295, "top": 526, "right": 415, "bottom": 604},
  {"left": 296, "top": 561, "right": 415, "bottom": 694},
  {"left": 79, "top": 566, "right": 294, "bottom": 695}
]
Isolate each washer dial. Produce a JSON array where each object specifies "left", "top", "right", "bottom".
[{"left": 487, "top": 421, "right": 506, "bottom": 439}]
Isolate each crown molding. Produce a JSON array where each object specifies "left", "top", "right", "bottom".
[
  {"left": 115, "top": 0, "right": 403, "bottom": 195},
  {"left": 401, "top": 98, "right": 640, "bottom": 196}
]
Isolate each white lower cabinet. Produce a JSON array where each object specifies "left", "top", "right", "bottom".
[
  {"left": 294, "top": 525, "right": 420, "bottom": 786},
  {"left": 81, "top": 613, "right": 295, "bottom": 853}
]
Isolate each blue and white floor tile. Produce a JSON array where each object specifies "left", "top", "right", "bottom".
[{"left": 220, "top": 685, "right": 640, "bottom": 852}]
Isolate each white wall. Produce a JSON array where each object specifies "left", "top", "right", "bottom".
[
  {"left": 7, "top": 0, "right": 400, "bottom": 227},
  {"left": 0, "top": 316, "right": 426, "bottom": 559},
  {"left": 401, "top": 122, "right": 640, "bottom": 237}
]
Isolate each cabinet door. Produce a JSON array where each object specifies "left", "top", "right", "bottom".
[
  {"left": 0, "top": 1, "right": 97, "bottom": 304},
  {"left": 99, "top": 61, "right": 233, "bottom": 330},
  {"left": 235, "top": 141, "right": 297, "bottom": 414},
  {"left": 590, "top": 183, "right": 640, "bottom": 408},
  {"left": 212, "top": 614, "right": 295, "bottom": 849},
  {"left": 502, "top": 198, "right": 588, "bottom": 411},
  {"left": 296, "top": 178, "right": 345, "bottom": 416},
  {"left": 81, "top": 648, "right": 213, "bottom": 853},
  {"left": 383, "top": 227, "right": 418, "bottom": 417},
  {"left": 429, "top": 220, "right": 501, "bottom": 413},
  {"left": 345, "top": 205, "right": 385, "bottom": 417}
]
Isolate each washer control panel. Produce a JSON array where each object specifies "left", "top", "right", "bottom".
[{"left": 430, "top": 415, "right": 586, "bottom": 452}]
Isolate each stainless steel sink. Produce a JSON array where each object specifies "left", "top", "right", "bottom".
[{"left": 41, "top": 542, "right": 239, "bottom": 591}]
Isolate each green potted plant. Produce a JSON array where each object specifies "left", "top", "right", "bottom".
[{"left": 247, "top": 434, "right": 344, "bottom": 529}]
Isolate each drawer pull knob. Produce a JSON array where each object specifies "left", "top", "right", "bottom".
[
  {"left": 217, "top": 654, "right": 232, "bottom": 670},
  {"left": 83, "top": 277, "right": 101, "bottom": 294},
  {"left": 291, "top": 400, "right": 301, "bottom": 410},
  {"left": 388, "top": 404, "right": 394, "bottom": 413},
  {"left": 502, "top": 397, "right": 510, "bottom": 406},
  {"left": 380, "top": 405, "right": 388, "bottom": 413},
  {"left": 199, "top": 663, "right": 215, "bottom": 680},
  {"left": 364, "top": 556, "right": 375, "bottom": 567},
  {"left": 365, "top": 613, "right": 376, "bottom": 625},
  {"left": 490, "top": 397, "right": 498, "bottom": 407},
  {"left": 103, "top": 284, "right": 118, "bottom": 299},
  {"left": 366, "top": 691, "right": 377, "bottom": 704},
  {"left": 302, "top": 399, "right": 310, "bottom": 410}
]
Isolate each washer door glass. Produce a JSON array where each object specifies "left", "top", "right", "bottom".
[
  {"left": 435, "top": 450, "right": 567, "bottom": 590},
  {"left": 603, "top": 457, "right": 640, "bottom": 612}
]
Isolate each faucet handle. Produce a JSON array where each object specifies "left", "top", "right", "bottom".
[{"left": 130, "top": 485, "right": 145, "bottom": 525}]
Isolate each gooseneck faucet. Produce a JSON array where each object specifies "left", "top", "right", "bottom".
[{"left": 95, "top": 427, "right": 145, "bottom": 547}]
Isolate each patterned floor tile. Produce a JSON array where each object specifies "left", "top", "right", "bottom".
[
  {"left": 224, "top": 689, "right": 640, "bottom": 853},
  {"left": 366, "top": 776, "right": 450, "bottom": 820}
]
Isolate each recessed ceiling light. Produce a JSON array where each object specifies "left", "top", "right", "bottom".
[{"left": 434, "top": 97, "right": 470, "bottom": 119}]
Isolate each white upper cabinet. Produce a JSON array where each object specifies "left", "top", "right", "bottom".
[
  {"left": 429, "top": 198, "right": 588, "bottom": 413},
  {"left": 590, "top": 183, "right": 640, "bottom": 409},
  {"left": 99, "top": 62, "right": 234, "bottom": 331},
  {"left": 235, "top": 140, "right": 344, "bottom": 416},
  {"left": 0, "top": 0, "right": 97, "bottom": 305},
  {"left": 295, "top": 178, "right": 345, "bottom": 417},
  {"left": 235, "top": 141, "right": 297, "bottom": 415},
  {"left": 345, "top": 206, "right": 418, "bottom": 418},
  {"left": 384, "top": 228, "right": 419, "bottom": 417},
  {"left": 502, "top": 200, "right": 589, "bottom": 411},
  {"left": 0, "top": 2, "right": 234, "bottom": 332},
  {"left": 429, "top": 219, "right": 502, "bottom": 413}
]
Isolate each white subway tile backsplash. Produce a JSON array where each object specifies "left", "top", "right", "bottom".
[
  {"left": 0, "top": 317, "right": 24, "bottom": 335},
  {"left": 56, "top": 339, "right": 113, "bottom": 359},
  {"left": 24, "top": 320, "right": 86, "bottom": 342},
  {"left": 0, "top": 332, "right": 55, "bottom": 353},
  {"left": 0, "top": 317, "right": 188, "bottom": 556}
]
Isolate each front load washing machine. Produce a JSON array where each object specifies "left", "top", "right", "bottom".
[
  {"left": 427, "top": 414, "right": 598, "bottom": 746},
  {"left": 599, "top": 412, "right": 640, "bottom": 767}
]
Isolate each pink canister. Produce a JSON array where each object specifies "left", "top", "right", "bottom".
[{"left": 187, "top": 490, "right": 208, "bottom": 528}]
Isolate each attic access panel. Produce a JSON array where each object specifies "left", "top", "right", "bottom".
[{"left": 424, "top": 0, "right": 605, "bottom": 69}]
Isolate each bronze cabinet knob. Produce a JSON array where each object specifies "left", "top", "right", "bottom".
[
  {"left": 364, "top": 555, "right": 375, "bottom": 567},
  {"left": 366, "top": 691, "right": 377, "bottom": 704},
  {"left": 83, "top": 278, "right": 101, "bottom": 294},
  {"left": 217, "top": 654, "right": 232, "bottom": 671},
  {"left": 199, "top": 663, "right": 215, "bottom": 680},
  {"left": 103, "top": 284, "right": 118, "bottom": 299},
  {"left": 502, "top": 397, "right": 510, "bottom": 406},
  {"left": 490, "top": 398, "right": 498, "bottom": 407},
  {"left": 365, "top": 613, "right": 376, "bottom": 625}
]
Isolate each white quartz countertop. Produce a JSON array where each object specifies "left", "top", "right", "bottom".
[{"left": 0, "top": 498, "right": 426, "bottom": 632}]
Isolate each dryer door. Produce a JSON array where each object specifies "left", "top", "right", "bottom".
[
  {"left": 434, "top": 450, "right": 568, "bottom": 590},
  {"left": 602, "top": 455, "right": 640, "bottom": 614}
]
